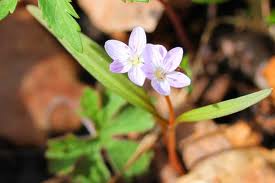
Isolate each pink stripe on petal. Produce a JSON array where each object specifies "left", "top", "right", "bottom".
[
  {"left": 151, "top": 79, "right": 170, "bottom": 96},
  {"left": 142, "top": 63, "right": 155, "bottom": 80},
  {"left": 110, "top": 60, "right": 131, "bottom": 73},
  {"left": 128, "top": 67, "right": 146, "bottom": 86},
  {"left": 163, "top": 47, "right": 183, "bottom": 72},
  {"left": 167, "top": 71, "right": 191, "bottom": 88},
  {"left": 155, "top": 44, "right": 167, "bottom": 58},
  {"left": 104, "top": 40, "right": 130, "bottom": 60},
  {"left": 129, "top": 27, "right": 147, "bottom": 55}
]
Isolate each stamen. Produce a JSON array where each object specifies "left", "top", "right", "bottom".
[
  {"left": 131, "top": 56, "right": 143, "bottom": 66},
  {"left": 155, "top": 68, "right": 166, "bottom": 80}
]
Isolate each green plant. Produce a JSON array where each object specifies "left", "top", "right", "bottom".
[
  {"left": 47, "top": 88, "right": 154, "bottom": 182},
  {"left": 0, "top": 0, "right": 272, "bottom": 182}
]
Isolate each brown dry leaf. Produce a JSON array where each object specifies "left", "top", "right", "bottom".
[
  {"left": 0, "top": 7, "right": 65, "bottom": 145},
  {"left": 20, "top": 54, "right": 85, "bottom": 133},
  {"left": 77, "top": 0, "right": 163, "bottom": 33},
  {"left": 255, "top": 98, "right": 275, "bottom": 135},
  {"left": 177, "top": 147, "right": 275, "bottom": 183},
  {"left": 203, "top": 74, "right": 231, "bottom": 104},
  {"left": 180, "top": 121, "right": 261, "bottom": 169},
  {"left": 160, "top": 165, "right": 178, "bottom": 183},
  {"left": 262, "top": 56, "right": 275, "bottom": 103}
]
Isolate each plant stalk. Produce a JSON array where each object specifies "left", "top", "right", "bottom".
[{"left": 164, "top": 96, "right": 184, "bottom": 175}]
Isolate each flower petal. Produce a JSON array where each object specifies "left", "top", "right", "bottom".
[
  {"left": 142, "top": 63, "right": 154, "bottom": 80},
  {"left": 155, "top": 44, "right": 167, "bottom": 58},
  {"left": 128, "top": 67, "right": 146, "bottom": 86},
  {"left": 129, "top": 27, "right": 147, "bottom": 55},
  {"left": 104, "top": 40, "right": 130, "bottom": 60},
  {"left": 110, "top": 60, "right": 131, "bottom": 73},
  {"left": 167, "top": 71, "right": 191, "bottom": 88},
  {"left": 143, "top": 44, "right": 163, "bottom": 68},
  {"left": 162, "top": 47, "right": 183, "bottom": 72},
  {"left": 151, "top": 79, "right": 170, "bottom": 96}
]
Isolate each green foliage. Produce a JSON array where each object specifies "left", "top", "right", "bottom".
[
  {"left": 27, "top": 5, "right": 156, "bottom": 116},
  {"left": 46, "top": 88, "right": 154, "bottom": 182},
  {"left": 176, "top": 89, "right": 272, "bottom": 123},
  {"left": 38, "top": 0, "right": 82, "bottom": 52},
  {"left": 106, "top": 140, "right": 153, "bottom": 178},
  {"left": 80, "top": 89, "right": 99, "bottom": 123},
  {"left": 102, "top": 107, "right": 154, "bottom": 137},
  {"left": 0, "top": 0, "right": 18, "bottom": 20},
  {"left": 46, "top": 134, "right": 100, "bottom": 174},
  {"left": 192, "top": 0, "right": 227, "bottom": 4},
  {"left": 266, "top": 10, "right": 275, "bottom": 25}
]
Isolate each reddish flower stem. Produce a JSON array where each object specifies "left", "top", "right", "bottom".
[
  {"left": 164, "top": 96, "right": 184, "bottom": 175},
  {"left": 157, "top": 0, "right": 194, "bottom": 54}
]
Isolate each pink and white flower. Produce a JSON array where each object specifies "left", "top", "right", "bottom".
[
  {"left": 142, "top": 44, "right": 191, "bottom": 96},
  {"left": 104, "top": 27, "right": 146, "bottom": 86}
]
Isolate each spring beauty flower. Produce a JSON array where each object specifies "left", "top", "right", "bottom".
[
  {"left": 142, "top": 44, "right": 191, "bottom": 96},
  {"left": 104, "top": 27, "right": 146, "bottom": 86}
]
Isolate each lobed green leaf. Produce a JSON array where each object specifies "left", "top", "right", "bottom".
[
  {"left": 73, "top": 153, "right": 110, "bottom": 183},
  {"left": 46, "top": 134, "right": 99, "bottom": 174},
  {"left": 102, "top": 107, "right": 154, "bottom": 137},
  {"left": 27, "top": 5, "right": 156, "bottom": 115},
  {"left": 100, "top": 91, "right": 127, "bottom": 123},
  {"left": 0, "top": 0, "right": 18, "bottom": 20},
  {"left": 105, "top": 139, "right": 153, "bottom": 178},
  {"left": 176, "top": 89, "right": 272, "bottom": 123},
  {"left": 80, "top": 88, "right": 100, "bottom": 122},
  {"left": 38, "top": 0, "right": 82, "bottom": 51}
]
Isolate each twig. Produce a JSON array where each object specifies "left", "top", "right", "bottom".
[
  {"left": 157, "top": 0, "right": 194, "bottom": 54},
  {"left": 81, "top": 117, "right": 97, "bottom": 137}
]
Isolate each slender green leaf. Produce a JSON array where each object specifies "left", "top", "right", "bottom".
[
  {"left": 38, "top": 0, "right": 82, "bottom": 51},
  {"left": 27, "top": 5, "right": 156, "bottom": 115},
  {"left": 0, "top": 0, "right": 18, "bottom": 20},
  {"left": 176, "top": 89, "right": 272, "bottom": 123}
]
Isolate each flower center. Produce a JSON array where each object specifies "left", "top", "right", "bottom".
[
  {"left": 154, "top": 68, "right": 166, "bottom": 81},
  {"left": 130, "top": 56, "right": 143, "bottom": 66}
]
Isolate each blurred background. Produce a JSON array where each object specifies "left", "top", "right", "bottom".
[{"left": 0, "top": 0, "right": 275, "bottom": 182}]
